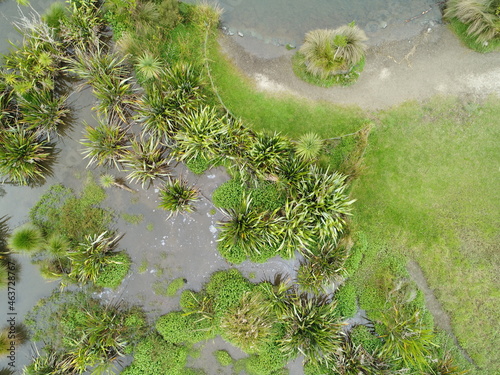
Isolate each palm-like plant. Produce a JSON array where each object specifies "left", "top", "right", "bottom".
[
  {"left": 164, "top": 63, "right": 205, "bottom": 110},
  {"left": 158, "top": 178, "right": 199, "bottom": 216},
  {"left": 18, "top": 90, "right": 69, "bottom": 141},
  {"left": 378, "top": 305, "right": 436, "bottom": 370},
  {"left": 135, "top": 51, "right": 163, "bottom": 82},
  {"left": 173, "top": 106, "right": 229, "bottom": 163},
  {"left": 220, "top": 291, "right": 275, "bottom": 353},
  {"left": 67, "top": 231, "right": 121, "bottom": 285},
  {"left": 279, "top": 292, "right": 343, "bottom": 364},
  {"left": 121, "top": 136, "right": 170, "bottom": 188},
  {"left": 334, "top": 337, "right": 391, "bottom": 375},
  {"left": 23, "top": 349, "right": 76, "bottom": 375},
  {"left": 445, "top": 0, "right": 500, "bottom": 43},
  {"left": 294, "top": 132, "right": 324, "bottom": 161},
  {"left": 80, "top": 118, "right": 130, "bottom": 169},
  {"left": 7, "top": 225, "right": 43, "bottom": 253},
  {"left": 0, "top": 127, "right": 52, "bottom": 185},
  {"left": 300, "top": 24, "right": 367, "bottom": 79}
]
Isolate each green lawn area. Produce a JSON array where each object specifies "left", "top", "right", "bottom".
[
  {"left": 209, "top": 41, "right": 500, "bottom": 371},
  {"left": 352, "top": 96, "right": 500, "bottom": 373},
  {"left": 208, "top": 43, "right": 368, "bottom": 139}
]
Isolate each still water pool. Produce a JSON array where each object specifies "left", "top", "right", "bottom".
[{"left": 187, "top": 0, "right": 442, "bottom": 46}]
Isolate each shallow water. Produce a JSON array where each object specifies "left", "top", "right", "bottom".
[{"left": 186, "top": 0, "right": 442, "bottom": 48}]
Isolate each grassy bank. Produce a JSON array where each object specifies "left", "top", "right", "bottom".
[
  {"left": 352, "top": 96, "right": 500, "bottom": 372},
  {"left": 208, "top": 41, "right": 368, "bottom": 139}
]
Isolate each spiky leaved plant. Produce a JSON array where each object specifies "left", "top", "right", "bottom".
[
  {"left": 121, "top": 136, "right": 171, "bottom": 188},
  {"left": 248, "top": 132, "right": 292, "bottom": 177},
  {"left": 0, "top": 127, "right": 52, "bottom": 185},
  {"left": 279, "top": 292, "right": 343, "bottom": 365},
  {"left": 378, "top": 305, "right": 436, "bottom": 370},
  {"left": 294, "top": 132, "right": 324, "bottom": 161},
  {"left": 67, "top": 231, "right": 122, "bottom": 285},
  {"left": 135, "top": 51, "right": 163, "bottom": 82},
  {"left": 297, "top": 242, "right": 348, "bottom": 294},
  {"left": 18, "top": 90, "right": 69, "bottom": 141},
  {"left": 220, "top": 291, "right": 276, "bottom": 353},
  {"left": 217, "top": 194, "right": 281, "bottom": 260},
  {"left": 300, "top": 24, "right": 367, "bottom": 79},
  {"left": 158, "top": 178, "right": 199, "bottom": 216},
  {"left": 80, "top": 118, "right": 130, "bottom": 169},
  {"left": 173, "top": 106, "right": 229, "bottom": 163}
]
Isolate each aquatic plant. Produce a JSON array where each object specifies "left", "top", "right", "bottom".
[
  {"left": 7, "top": 225, "right": 43, "bottom": 253},
  {"left": 0, "top": 127, "right": 52, "bottom": 185},
  {"left": 121, "top": 136, "right": 171, "bottom": 188},
  {"left": 81, "top": 118, "right": 130, "bottom": 169},
  {"left": 158, "top": 178, "right": 199, "bottom": 216}
]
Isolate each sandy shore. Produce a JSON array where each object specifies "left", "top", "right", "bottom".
[{"left": 218, "top": 24, "right": 500, "bottom": 110}]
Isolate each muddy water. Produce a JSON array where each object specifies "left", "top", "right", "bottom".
[
  {"left": 185, "top": 0, "right": 443, "bottom": 55},
  {"left": 0, "top": 3, "right": 301, "bottom": 374}
]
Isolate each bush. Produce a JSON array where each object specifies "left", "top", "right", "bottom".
[
  {"left": 212, "top": 179, "right": 244, "bottom": 209},
  {"left": 242, "top": 342, "right": 288, "bottom": 375},
  {"left": 186, "top": 155, "right": 211, "bottom": 174},
  {"left": 94, "top": 252, "right": 131, "bottom": 289},
  {"left": 249, "top": 182, "right": 286, "bottom": 212},
  {"left": 334, "top": 281, "right": 357, "bottom": 318},
  {"left": 121, "top": 334, "right": 188, "bottom": 375},
  {"left": 295, "top": 24, "right": 367, "bottom": 84},
  {"left": 214, "top": 350, "right": 233, "bottom": 366},
  {"left": 445, "top": 0, "right": 500, "bottom": 46},
  {"left": 156, "top": 311, "right": 212, "bottom": 344},
  {"left": 349, "top": 325, "right": 382, "bottom": 354},
  {"left": 205, "top": 269, "right": 253, "bottom": 319}
]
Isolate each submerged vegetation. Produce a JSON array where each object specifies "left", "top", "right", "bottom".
[{"left": 0, "top": 0, "right": 496, "bottom": 374}]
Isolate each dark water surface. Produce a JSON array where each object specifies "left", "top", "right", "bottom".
[{"left": 186, "top": 0, "right": 443, "bottom": 48}]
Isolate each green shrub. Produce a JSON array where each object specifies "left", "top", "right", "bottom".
[
  {"left": 445, "top": 0, "right": 500, "bottom": 46},
  {"left": 94, "top": 252, "right": 131, "bottom": 289},
  {"left": 205, "top": 269, "right": 253, "bottom": 319},
  {"left": 249, "top": 182, "right": 286, "bottom": 212},
  {"left": 334, "top": 281, "right": 357, "bottom": 318},
  {"left": 156, "top": 311, "right": 212, "bottom": 344},
  {"left": 220, "top": 291, "right": 275, "bottom": 353},
  {"left": 121, "top": 334, "right": 188, "bottom": 375},
  {"left": 343, "top": 233, "right": 367, "bottom": 277},
  {"left": 349, "top": 325, "right": 382, "bottom": 354},
  {"left": 186, "top": 155, "right": 211, "bottom": 174},
  {"left": 214, "top": 350, "right": 233, "bottom": 366},
  {"left": 166, "top": 278, "right": 187, "bottom": 297},
  {"left": 242, "top": 342, "right": 288, "bottom": 375},
  {"left": 212, "top": 179, "right": 244, "bottom": 209},
  {"left": 217, "top": 242, "right": 247, "bottom": 264}
]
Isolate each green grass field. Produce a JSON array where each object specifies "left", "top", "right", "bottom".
[
  {"left": 352, "top": 96, "right": 500, "bottom": 373},
  {"left": 209, "top": 41, "right": 500, "bottom": 372}
]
